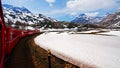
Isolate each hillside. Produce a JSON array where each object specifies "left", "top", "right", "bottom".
[
  {"left": 71, "top": 13, "right": 102, "bottom": 24},
  {"left": 100, "top": 11, "right": 120, "bottom": 28},
  {"left": 3, "top": 4, "right": 59, "bottom": 30}
]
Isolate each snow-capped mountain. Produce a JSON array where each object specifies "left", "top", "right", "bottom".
[
  {"left": 71, "top": 13, "right": 102, "bottom": 24},
  {"left": 3, "top": 4, "right": 31, "bottom": 13},
  {"left": 2, "top": 4, "right": 58, "bottom": 29},
  {"left": 100, "top": 10, "right": 120, "bottom": 28}
]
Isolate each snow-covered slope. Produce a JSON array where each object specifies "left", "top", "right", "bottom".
[
  {"left": 35, "top": 31, "right": 120, "bottom": 68},
  {"left": 72, "top": 11, "right": 120, "bottom": 28},
  {"left": 3, "top": 4, "right": 58, "bottom": 28},
  {"left": 3, "top": 4, "right": 31, "bottom": 13},
  {"left": 71, "top": 14, "right": 102, "bottom": 24},
  {"left": 101, "top": 11, "right": 120, "bottom": 28}
]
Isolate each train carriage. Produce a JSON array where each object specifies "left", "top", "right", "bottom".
[{"left": 0, "top": 0, "right": 39, "bottom": 67}]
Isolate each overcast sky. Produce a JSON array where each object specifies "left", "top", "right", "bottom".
[{"left": 2, "top": 0, "right": 120, "bottom": 21}]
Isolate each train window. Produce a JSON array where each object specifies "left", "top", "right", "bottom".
[{"left": 0, "top": 24, "right": 2, "bottom": 61}]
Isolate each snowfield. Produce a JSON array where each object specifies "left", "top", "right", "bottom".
[
  {"left": 99, "top": 31, "right": 120, "bottom": 36},
  {"left": 34, "top": 30, "right": 120, "bottom": 68}
]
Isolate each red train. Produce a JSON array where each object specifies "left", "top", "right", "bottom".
[{"left": 0, "top": 0, "right": 39, "bottom": 68}]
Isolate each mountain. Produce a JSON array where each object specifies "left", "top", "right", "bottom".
[
  {"left": 71, "top": 13, "right": 103, "bottom": 24},
  {"left": 3, "top": 4, "right": 31, "bottom": 13},
  {"left": 72, "top": 11, "right": 120, "bottom": 28},
  {"left": 2, "top": 4, "right": 58, "bottom": 29},
  {"left": 100, "top": 11, "right": 120, "bottom": 28}
]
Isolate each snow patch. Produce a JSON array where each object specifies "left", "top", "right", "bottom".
[{"left": 35, "top": 31, "right": 120, "bottom": 68}]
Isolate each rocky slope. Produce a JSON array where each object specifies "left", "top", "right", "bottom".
[
  {"left": 100, "top": 11, "right": 120, "bottom": 28},
  {"left": 3, "top": 4, "right": 58, "bottom": 29}
]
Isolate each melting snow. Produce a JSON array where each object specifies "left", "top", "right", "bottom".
[
  {"left": 99, "top": 31, "right": 120, "bottom": 36},
  {"left": 34, "top": 31, "right": 120, "bottom": 68}
]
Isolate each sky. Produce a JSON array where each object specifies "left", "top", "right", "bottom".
[{"left": 2, "top": 0, "right": 120, "bottom": 22}]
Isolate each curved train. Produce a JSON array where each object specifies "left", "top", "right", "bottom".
[{"left": 0, "top": 0, "right": 39, "bottom": 68}]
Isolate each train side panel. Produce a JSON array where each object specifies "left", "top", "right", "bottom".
[{"left": 6, "top": 27, "right": 22, "bottom": 55}]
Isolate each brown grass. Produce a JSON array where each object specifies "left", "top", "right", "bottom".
[{"left": 29, "top": 34, "right": 79, "bottom": 68}]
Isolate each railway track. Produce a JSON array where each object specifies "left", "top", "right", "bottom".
[{"left": 4, "top": 34, "right": 40, "bottom": 68}]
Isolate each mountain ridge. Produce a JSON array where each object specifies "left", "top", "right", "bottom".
[
  {"left": 2, "top": 4, "right": 58, "bottom": 29},
  {"left": 71, "top": 13, "right": 103, "bottom": 24},
  {"left": 3, "top": 4, "right": 31, "bottom": 13},
  {"left": 100, "top": 11, "right": 120, "bottom": 28},
  {"left": 71, "top": 12, "right": 120, "bottom": 28}
]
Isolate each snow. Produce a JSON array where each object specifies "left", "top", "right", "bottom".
[
  {"left": 26, "top": 26, "right": 35, "bottom": 30},
  {"left": 76, "top": 30, "right": 100, "bottom": 34},
  {"left": 28, "top": 21, "right": 34, "bottom": 25},
  {"left": 3, "top": 5, "right": 58, "bottom": 28},
  {"left": 34, "top": 30, "right": 120, "bottom": 68},
  {"left": 99, "top": 31, "right": 120, "bottom": 36},
  {"left": 39, "top": 28, "right": 77, "bottom": 32},
  {"left": 38, "top": 18, "right": 44, "bottom": 21},
  {"left": 6, "top": 15, "right": 13, "bottom": 21}
]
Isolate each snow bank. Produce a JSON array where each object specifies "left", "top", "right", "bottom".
[
  {"left": 39, "top": 28, "right": 76, "bottom": 32},
  {"left": 78, "top": 30, "right": 100, "bottom": 33},
  {"left": 34, "top": 31, "right": 120, "bottom": 68},
  {"left": 99, "top": 31, "right": 120, "bottom": 36},
  {"left": 26, "top": 26, "right": 35, "bottom": 30}
]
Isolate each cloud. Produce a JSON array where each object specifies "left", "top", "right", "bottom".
[
  {"left": 41, "top": 8, "right": 76, "bottom": 21},
  {"left": 66, "top": 0, "right": 119, "bottom": 12},
  {"left": 43, "top": 0, "right": 120, "bottom": 16},
  {"left": 45, "top": 0, "right": 55, "bottom": 7},
  {"left": 70, "top": 12, "right": 77, "bottom": 15},
  {"left": 85, "top": 12, "right": 99, "bottom": 17},
  {"left": 42, "top": 8, "right": 68, "bottom": 16}
]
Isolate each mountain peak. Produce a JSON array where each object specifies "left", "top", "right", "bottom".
[
  {"left": 79, "top": 13, "right": 86, "bottom": 16},
  {"left": 3, "top": 4, "right": 31, "bottom": 13},
  {"left": 3, "top": 4, "right": 58, "bottom": 29},
  {"left": 100, "top": 11, "right": 120, "bottom": 28},
  {"left": 3, "top": 4, "right": 13, "bottom": 8},
  {"left": 72, "top": 13, "right": 102, "bottom": 24}
]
